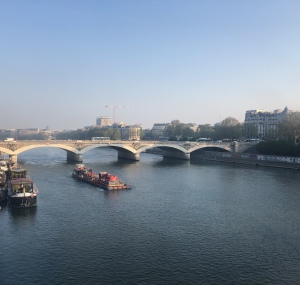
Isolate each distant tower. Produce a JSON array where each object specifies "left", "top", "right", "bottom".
[{"left": 96, "top": 116, "right": 111, "bottom": 127}]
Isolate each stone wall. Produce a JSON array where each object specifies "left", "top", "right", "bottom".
[{"left": 197, "top": 151, "right": 300, "bottom": 170}]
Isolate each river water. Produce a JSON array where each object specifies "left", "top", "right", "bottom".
[{"left": 1, "top": 147, "right": 300, "bottom": 285}]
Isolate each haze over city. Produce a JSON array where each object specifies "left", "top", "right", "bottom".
[{"left": 1, "top": 0, "right": 300, "bottom": 130}]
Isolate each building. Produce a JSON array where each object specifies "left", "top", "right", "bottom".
[
  {"left": 244, "top": 107, "right": 291, "bottom": 139},
  {"left": 96, "top": 116, "right": 111, "bottom": 127},
  {"left": 119, "top": 125, "right": 141, "bottom": 140},
  {"left": 151, "top": 123, "right": 168, "bottom": 139}
]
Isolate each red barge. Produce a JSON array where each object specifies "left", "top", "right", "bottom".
[{"left": 72, "top": 164, "right": 131, "bottom": 190}]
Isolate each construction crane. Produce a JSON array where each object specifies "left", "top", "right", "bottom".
[{"left": 105, "top": 105, "right": 134, "bottom": 124}]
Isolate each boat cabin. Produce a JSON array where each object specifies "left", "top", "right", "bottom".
[
  {"left": 11, "top": 178, "right": 34, "bottom": 194},
  {"left": 0, "top": 160, "right": 8, "bottom": 170},
  {"left": 0, "top": 170, "right": 6, "bottom": 186},
  {"left": 8, "top": 168, "right": 27, "bottom": 180}
]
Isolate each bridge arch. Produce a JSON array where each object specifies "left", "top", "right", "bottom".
[
  {"left": 81, "top": 143, "right": 139, "bottom": 161},
  {"left": 81, "top": 143, "right": 136, "bottom": 154},
  {"left": 188, "top": 144, "right": 232, "bottom": 153},
  {"left": 0, "top": 144, "right": 82, "bottom": 163},
  {"left": 137, "top": 143, "right": 188, "bottom": 154},
  {"left": 0, "top": 147, "right": 14, "bottom": 155},
  {"left": 137, "top": 144, "right": 191, "bottom": 160},
  {"left": 14, "top": 144, "right": 81, "bottom": 155}
]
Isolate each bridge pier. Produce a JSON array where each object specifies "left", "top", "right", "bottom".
[
  {"left": 163, "top": 150, "right": 190, "bottom": 160},
  {"left": 67, "top": 151, "right": 83, "bottom": 162},
  {"left": 118, "top": 150, "right": 140, "bottom": 161},
  {"left": 231, "top": 141, "right": 238, "bottom": 153},
  {"left": 9, "top": 154, "right": 18, "bottom": 164}
]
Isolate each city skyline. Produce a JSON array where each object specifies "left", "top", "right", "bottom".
[
  {"left": 1, "top": 1, "right": 300, "bottom": 130},
  {"left": 0, "top": 104, "right": 295, "bottom": 132}
]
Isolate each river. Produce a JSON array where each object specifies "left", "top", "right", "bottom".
[{"left": 1, "top": 147, "right": 300, "bottom": 285}]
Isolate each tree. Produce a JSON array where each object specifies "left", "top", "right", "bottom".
[
  {"left": 214, "top": 117, "right": 242, "bottom": 140},
  {"left": 197, "top": 124, "right": 214, "bottom": 139},
  {"left": 170, "top": 120, "right": 180, "bottom": 125},
  {"left": 278, "top": 112, "right": 300, "bottom": 142},
  {"left": 165, "top": 120, "right": 182, "bottom": 140},
  {"left": 17, "top": 132, "right": 49, "bottom": 140},
  {"left": 56, "top": 127, "right": 121, "bottom": 140},
  {"left": 164, "top": 120, "right": 196, "bottom": 141},
  {"left": 182, "top": 126, "right": 195, "bottom": 140},
  {"left": 256, "top": 140, "right": 300, "bottom": 156}
]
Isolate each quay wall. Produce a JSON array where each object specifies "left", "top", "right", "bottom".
[{"left": 196, "top": 151, "right": 300, "bottom": 170}]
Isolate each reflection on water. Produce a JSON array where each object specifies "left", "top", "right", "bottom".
[
  {"left": 9, "top": 206, "right": 37, "bottom": 219},
  {"left": 152, "top": 157, "right": 190, "bottom": 168}
]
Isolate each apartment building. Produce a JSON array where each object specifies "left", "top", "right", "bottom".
[
  {"left": 119, "top": 125, "right": 141, "bottom": 140},
  {"left": 244, "top": 107, "right": 291, "bottom": 138},
  {"left": 96, "top": 116, "right": 111, "bottom": 127},
  {"left": 151, "top": 123, "right": 168, "bottom": 139}
]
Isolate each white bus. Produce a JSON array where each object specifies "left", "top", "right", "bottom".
[
  {"left": 196, "top": 138, "right": 212, "bottom": 142},
  {"left": 91, "top": 137, "right": 110, "bottom": 142}
]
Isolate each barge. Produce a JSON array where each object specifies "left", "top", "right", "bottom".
[
  {"left": 72, "top": 164, "right": 131, "bottom": 190},
  {"left": 6, "top": 165, "right": 38, "bottom": 208}
]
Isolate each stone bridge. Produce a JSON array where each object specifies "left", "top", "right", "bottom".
[{"left": 0, "top": 140, "right": 258, "bottom": 163}]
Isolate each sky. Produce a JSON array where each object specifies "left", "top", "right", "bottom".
[{"left": 1, "top": 0, "right": 300, "bottom": 130}]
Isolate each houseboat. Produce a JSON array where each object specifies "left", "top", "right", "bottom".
[
  {"left": 0, "top": 160, "right": 8, "bottom": 202},
  {"left": 6, "top": 165, "right": 38, "bottom": 208}
]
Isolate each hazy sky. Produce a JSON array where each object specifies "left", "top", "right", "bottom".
[{"left": 1, "top": 0, "right": 299, "bottom": 130}]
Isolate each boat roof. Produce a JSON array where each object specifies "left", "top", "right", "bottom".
[
  {"left": 10, "top": 178, "right": 33, "bottom": 184},
  {"left": 76, "top": 164, "right": 85, "bottom": 168},
  {"left": 11, "top": 167, "right": 27, "bottom": 171}
]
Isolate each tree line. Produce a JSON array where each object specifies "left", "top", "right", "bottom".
[
  {"left": 5, "top": 112, "right": 300, "bottom": 156},
  {"left": 9, "top": 113, "right": 300, "bottom": 143},
  {"left": 154, "top": 113, "right": 300, "bottom": 143},
  {"left": 55, "top": 127, "right": 121, "bottom": 140},
  {"left": 154, "top": 117, "right": 245, "bottom": 141}
]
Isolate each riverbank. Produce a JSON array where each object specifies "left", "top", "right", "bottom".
[
  {"left": 146, "top": 149, "right": 300, "bottom": 170},
  {"left": 196, "top": 151, "right": 300, "bottom": 170}
]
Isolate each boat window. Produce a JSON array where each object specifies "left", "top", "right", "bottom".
[
  {"left": 12, "top": 183, "right": 33, "bottom": 193},
  {"left": 12, "top": 185, "right": 19, "bottom": 192},
  {"left": 24, "top": 184, "right": 33, "bottom": 192}
]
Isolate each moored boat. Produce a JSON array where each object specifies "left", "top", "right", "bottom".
[
  {"left": 6, "top": 165, "right": 38, "bottom": 208},
  {"left": 0, "top": 159, "right": 8, "bottom": 184},
  {"left": 72, "top": 164, "right": 131, "bottom": 190},
  {"left": 0, "top": 159, "right": 8, "bottom": 202}
]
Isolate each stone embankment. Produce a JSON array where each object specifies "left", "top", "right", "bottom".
[{"left": 198, "top": 151, "right": 300, "bottom": 170}]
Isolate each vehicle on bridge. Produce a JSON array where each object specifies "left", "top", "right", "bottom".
[
  {"left": 196, "top": 138, "right": 213, "bottom": 142},
  {"left": 245, "top": 139, "right": 263, "bottom": 142},
  {"left": 4, "top": 138, "right": 15, "bottom": 142},
  {"left": 91, "top": 137, "right": 110, "bottom": 142},
  {"left": 6, "top": 165, "right": 38, "bottom": 208},
  {"left": 72, "top": 164, "right": 131, "bottom": 190}
]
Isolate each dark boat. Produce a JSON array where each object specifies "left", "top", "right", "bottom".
[
  {"left": 0, "top": 160, "right": 8, "bottom": 202},
  {"left": 0, "top": 174, "right": 7, "bottom": 202},
  {"left": 72, "top": 164, "right": 131, "bottom": 190},
  {"left": 6, "top": 165, "right": 38, "bottom": 208}
]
